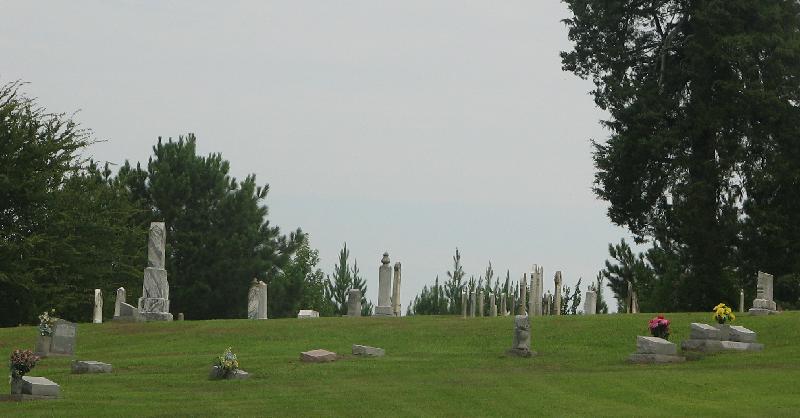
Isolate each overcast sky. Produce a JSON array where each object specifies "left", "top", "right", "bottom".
[{"left": 2, "top": 1, "right": 633, "bottom": 313}]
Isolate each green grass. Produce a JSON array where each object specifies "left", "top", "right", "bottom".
[{"left": 0, "top": 312, "right": 798, "bottom": 417}]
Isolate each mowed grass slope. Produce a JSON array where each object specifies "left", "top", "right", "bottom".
[{"left": 0, "top": 312, "right": 798, "bottom": 417}]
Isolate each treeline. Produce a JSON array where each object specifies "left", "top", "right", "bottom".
[
  {"left": 0, "top": 82, "right": 370, "bottom": 326},
  {"left": 406, "top": 249, "right": 609, "bottom": 316}
]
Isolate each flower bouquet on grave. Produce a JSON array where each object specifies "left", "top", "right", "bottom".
[
  {"left": 648, "top": 315, "right": 670, "bottom": 340},
  {"left": 713, "top": 303, "right": 735, "bottom": 324},
  {"left": 212, "top": 347, "right": 239, "bottom": 378},
  {"left": 38, "top": 309, "right": 58, "bottom": 337},
  {"left": 9, "top": 349, "right": 39, "bottom": 382}
]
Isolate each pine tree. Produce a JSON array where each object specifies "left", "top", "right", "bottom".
[
  {"left": 444, "top": 248, "right": 465, "bottom": 314},
  {"left": 326, "top": 243, "right": 352, "bottom": 316}
]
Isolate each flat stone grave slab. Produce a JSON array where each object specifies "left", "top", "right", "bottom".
[
  {"left": 209, "top": 366, "right": 250, "bottom": 380},
  {"left": 71, "top": 360, "right": 112, "bottom": 374},
  {"left": 720, "top": 341, "right": 764, "bottom": 352},
  {"left": 681, "top": 339, "right": 724, "bottom": 353},
  {"left": 352, "top": 344, "right": 385, "bottom": 357},
  {"left": 301, "top": 349, "right": 337, "bottom": 363}
]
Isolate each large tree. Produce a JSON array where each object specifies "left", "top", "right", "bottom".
[
  {"left": 562, "top": 1, "right": 800, "bottom": 310},
  {"left": 118, "top": 135, "right": 302, "bottom": 319}
]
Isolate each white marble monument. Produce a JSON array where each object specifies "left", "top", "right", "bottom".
[
  {"left": 375, "top": 253, "right": 394, "bottom": 316},
  {"left": 137, "top": 222, "right": 173, "bottom": 321},
  {"left": 93, "top": 289, "right": 103, "bottom": 324},
  {"left": 749, "top": 271, "right": 778, "bottom": 315}
]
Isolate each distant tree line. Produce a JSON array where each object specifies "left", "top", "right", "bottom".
[{"left": 0, "top": 82, "right": 371, "bottom": 326}]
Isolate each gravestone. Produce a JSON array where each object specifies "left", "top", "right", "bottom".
[
  {"left": 392, "top": 262, "right": 402, "bottom": 316},
  {"left": 629, "top": 336, "right": 685, "bottom": 363},
  {"left": 209, "top": 366, "right": 250, "bottom": 380},
  {"left": 137, "top": 222, "right": 173, "bottom": 321},
  {"left": 554, "top": 271, "right": 563, "bottom": 315},
  {"left": 739, "top": 288, "right": 745, "bottom": 313},
  {"left": 519, "top": 275, "right": 527, "bottom": 314},
  {"left": 300, "top": 349, "right": 337, "bottom": 363},
  {"left": 375, "top": 253, "right": 394, "bottom": 316},
  {"left": 490, "top": 292, "right": 497, "bottom": 317},
  {"left": 352, "top": 344, "right": 385, "bottom": 357},
  {"left": 470, "top": 291, "right": 476, "bottom": 317},
  {"left": 177, "top": 313, "right": 185, "bottom": 321},
  {"left": 347, "top": 289, "right": 362, "bottom": 317},
  {"left": 681, "top": 322, "right": 764, "bottom": 353},
  {"left": 584, "top": 290, "right": 597, "bottom": 315},
  {"left": 71, "top": 360, "right": 112, "bottom": 374},
  {"left": 506, "top": 314, "right": 535, "bottom": 357},
  {"left": 530, "top": 265, "right": 543, "bottom": 316},
  {"left": 749, "top": 271, "right": 778, "bottom": 315},
  {"left": 11, "top": 376, "right": 60, "bottom": 398},
  {"left": 50, "top": 320, "right": 76, "bottom": 356},
  {"left": 247, "top": 279, "right": 268, "bottom": 320},
  {"left": 500, "top": 292, "right": 507, "bottom": 316},
  {"left": 297, "top": 310, "right": 319, "bottom": 319},
  {"left": 114, "top": 287, "right": 125, "bottom": 317},
  {"left": 461, "top": 290, "right": 467, "bottom": 318},
  {"left": 478, "top": 290, "right": 484, "bottom": 317},
  {"left": 93, "top": 289, "right": 103, "bottom": 324}
]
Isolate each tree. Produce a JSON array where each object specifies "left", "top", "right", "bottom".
[
  {"left": 118, "top": 135, "right": 303, "bottom": 319},
  {"left": 407, "top": 276, "right": 448, "bottom": 316},
  {"left": 560, "top": 277, "right": 583, "bottom": 315},
  {"left": 593, "top": 272, "right": 609, "bottom": 314},
  {"left": 562, "top": 1, "right": 800, "bottom": 310},
  {"left": 350, "top": 259, "right": 373, "bottom": 316},
  {"left": 0, "top": 81, "right": 145, "bottom": 325},
  {"left": 269, "top": 235, "right": 333, "bottom": 318},
  {"left": 326, "top": 243, "right": 352, "bottom": 315},
  {"left": 601, "top": 240, "right": 653, "bottom": 312},
  {"left": 443, "top": 248, "right": 465, "bottom": 314}
]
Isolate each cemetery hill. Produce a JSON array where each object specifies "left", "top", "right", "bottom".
[{"left": 3, "top": 1, "right": 800, "bottom": 416}]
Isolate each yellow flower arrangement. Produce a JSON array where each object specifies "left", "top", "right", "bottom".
[
  {"left": 214, "top": 347, "right": 239, "bottom": 377},
  {"left": 713, "top": 303, "right": 735, "bottom": 324}
]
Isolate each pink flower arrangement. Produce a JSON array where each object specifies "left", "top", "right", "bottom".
[{"left": 648, "top": 315, "right": 670, "bottom": 340}]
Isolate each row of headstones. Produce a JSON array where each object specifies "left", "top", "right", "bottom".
[{"left": 629, "top": 323, "right": 764, "bottom": 364}]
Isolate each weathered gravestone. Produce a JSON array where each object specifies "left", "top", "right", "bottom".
[
  {"left": 392, "top": 262, "right": 402, "bottom": 316},
  {"left": 629, "top": 336, "right": 685, "bottom": 363},
  {"left": 93, "top": 289, "right": 103, "bottom": 324},
  {"left": 681, "top": 322, "right": 764, "bottom": 353},
  {"left": 506, "top": 314, "right": 535, "bottom": 358},
  {"left": 749, "top": 271, "right": 778, "bottom": 315},
  {"left": 297, "top": 310, "right": 319, "bottom": 319},
  {"left": 50, "top": 320, "right": 77, "bottom": 356},
  {"left": 137, "top": 222, "right": 173, "bottom": 321},
  {"left": 583, "top": 290, "right": 597, "bottom": 315},
  {"left": 10, "top": 376, "right": 60, "bottom": 399},
  {"left": 347, "top": 289, "right": 362, "bottom": 317},
  {"left": 209, "top": 366, "right": 250, "bottom": 380},
  {"left": 247, "top": 279, "right": 268, "bottom": 320}
]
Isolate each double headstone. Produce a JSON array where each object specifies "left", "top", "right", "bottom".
[
  {"left": 247, "top": 279, "right": 268, "bottom": 320},
  {"left": 749, "top": 271, "right": 778, "bottom": 315},
  {"left": 137, "top": 222, "right": 173, "bottom": 321},
  {"left": 681, "top": 323, "right": 764, "bottom": 353}
]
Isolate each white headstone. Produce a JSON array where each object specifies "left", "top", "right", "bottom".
[
  {"left": 375, "top": 253, "right": 393, "bottom": 316},
  {"left": 554, "top": 271, "right": 563, "bottom": 315},
  {"left": 392, "top": 262, "right": 402, "bottom": 316},
  {"left": 584, "top": 290, "right": 597, "bottom": 315},
  {"left": 93, "top": 289, "right": 103, "bottom": 324},
  {"left": 114, "top": 287, "right": 125, "bottom": 317}
]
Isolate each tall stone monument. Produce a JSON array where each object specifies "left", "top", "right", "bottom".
[
  {"left": 137, "top": 222, "right": 173, "bottom": 321},
  {"left": 375, "top": 253, "right": 394, "bottom": 316},
  {"left": 392, "top": 262, "right": 402, "bottom": 317},
  {"left": 554, "top": 271, "right": 563, "bottom": 315},
  {"left": 93, "top": 289, "right": 103, "bottom": 324},
  {"left": 519, "top": 275, "right": 527, "bottom": 315},
  {"left": 461, "top": 289, "right": 467, "bottom": 318},
  {"left": 500, "top": 292, "right": 507, "bottom": 316},
  {"left": 114, "top": 287, "right": 125, "bottom": 317},
  {"left": 584, "top": 290, "right": 597, "bottom": 315},
  {"left": 478, "top": 290, "right": 484, "bottom": 317},
  {"left": 347, "top": 289, "right": 362, "bottom": 317},
  {"left": 530, "top": 265, "right": 543, "bottom": 316},
  {"left": 749, "top": 271, "right": 778, "bottom": 315},
  {"left": 490, "top": 292, "right": 497, "bottom": 317},
  {"left": 470, "top": 290, "right": 476, "bottom": 317},
  {"left": 739, "top": 288, "right": 745, "bottom": 313}
]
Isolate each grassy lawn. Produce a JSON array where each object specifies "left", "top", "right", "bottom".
[{"left": 0, "top": 311, "right": 797, "bottom": 417}]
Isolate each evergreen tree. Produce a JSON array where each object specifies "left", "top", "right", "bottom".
[
  {"left": 594, "top": 272, "right": 609, "bottom": 314},
  {"left": 350, "top": 260, "right": 373, "bottom": 316},
  {"left": 269, "top": 235, "right": 333, "bottom": 317},
  {"left": 326, "top": 243, "right": 352, "bottom": 316},
  {"left": 444, "top": 248, "right": 465, "bottom": 314},
  {"left": 601, "top": 240, "right": 654, "bottom": 312}
]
